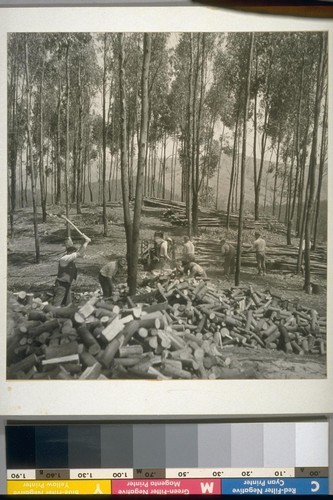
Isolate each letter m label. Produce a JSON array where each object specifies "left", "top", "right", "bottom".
[{"left": 200, "top": 482, "right": 215, "bottom": 494}]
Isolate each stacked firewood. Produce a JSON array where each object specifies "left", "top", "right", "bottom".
[
  {"left": 143, "top": 198, "right": 275, "bottom": 230},
  {"left": 195, "top": 241, "right": 326, "bottom": 277},
  {"left": 7, "top": 280, "right": 326, "bottom": 381}
]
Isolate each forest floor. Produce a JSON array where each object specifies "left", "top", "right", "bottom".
[{"left": 7, "top": 203, "right": 327, "bottom": 379}]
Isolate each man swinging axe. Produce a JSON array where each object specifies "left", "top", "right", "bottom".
[{"left": 50, "top": 212, "right": 91, "bottom": 307}]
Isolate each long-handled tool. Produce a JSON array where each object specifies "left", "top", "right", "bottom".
[{"left": 47, "top": 211, "right": 91, "bottom": 242}]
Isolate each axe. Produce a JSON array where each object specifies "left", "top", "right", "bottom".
[{"left": 48, "top": 211, "right": 91, "bottom": 242}]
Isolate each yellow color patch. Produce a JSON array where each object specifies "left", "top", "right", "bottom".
[{"left": 7, "top": 479, "right": 111, "bottom": 495}]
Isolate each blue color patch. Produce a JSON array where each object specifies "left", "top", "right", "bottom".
[{"left": 222, "top": 478, "right": 329, "bottom": 495}]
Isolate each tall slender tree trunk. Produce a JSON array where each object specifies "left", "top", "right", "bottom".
[
  {"left": 296, "top": 173, "right": 310, "bottom": 273},
  {"left": 296, "top": 109, "right": 310, "bottom": 236},
  {"left": 72, "top": 132, "right": 77, "bottom": 203},
  {"left": 9, "top": 40, "right": 18, "bottom": 237},
  {"left": 294, "top": 55, "right": 305, "bottom": 234},
  {"left": 76, "top": 65, "right": 83, "bottom": 215},
  {"left": 272, "top": 137, "right": 281, "bottom": 216},
  {"left": 129, "top": 33, "right": 151, "bottom": 294},
  {"left": 235, "top": 33, "right": 254, "bottom": 286},
  {"left": 162, "top": 132, "right": 167, "bottom": 199},
  {"left": 255, "top": 108, "right": 269, "bottom": 220},
  {"left": 130, "top": 128, "right": 136, "bottom": 199},
  {"left": 181, "top": 138, "right": 185, "bottom": 203},
  {"left": 25, "top": 35, "right": 40, "bottom": 263},
  {"left": 192, "top": 33, "right": 206, "bottom": 236},
  {"left": 102, "top": 35, "right": 108, "bottom": 236},
  {"left": 170, "top": 135, "right": 175, "bottom": 201},
  {"left": 227, "top": 112, "right": 239, "bottom": 230},
  {"left": 108, "top": 154, "right": 113, "bottom": 202},
  {"left": 39, "top": 61, "right": 47, "bottom": 222},
  {"left": 278, "top": 157, "right": 288, "bottom": 221},
  {"left": 65, "top": 42, "right": 71, "bottom": 238},
  {"left": 20, "top": 148, "right": 24, "bottom": 208},
  {"left": 119, "top": 33, "right": 133, "bottom": 280},
  {"left": 286, "top": 145, "right": 295, "bottom": 245},
  {"left": 115, "top": 152, "right": 119, "bottom": 201},
  {"left": 216, "top": 128, "right": 224, "bottom": 211},
  {"left": 98, "top": 151, "right": 102, "bottom": 203},
  {"left": 234, "top": 128, "right": 241, "bottom": 212},
  {"left": 56, "top": 77, "right": 62, "bottom": 204},
  {"left": 263, "top": 169, "right": 269, "bottom": 211},
  {"left": 25, "top": 142, "right": 29, "bottom": 205},
  {"left": 253, "top": 45, "right": 259, "bottom": 220},
  {"left": 313, "top": 87, "right": 327, "bottom": 249},
  {"left": 186, "top": 34, "right": 194, "bottom": 238},
  {"left": 87, "top": 119, "right": 93, "bottom": 203},
  {"left": 152, "top": 144, "right": 157, "bottom": 198},
  {"left": 304, "top": 34, "right": 326, "bottom": 292}
]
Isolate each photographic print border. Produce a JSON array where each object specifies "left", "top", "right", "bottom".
[{"left": 1, "top": 5, "right": 332, "bottom": 417}]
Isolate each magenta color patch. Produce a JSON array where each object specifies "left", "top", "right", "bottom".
[{"left": 112, "top": 478, "right": 221, "bottom": 495}]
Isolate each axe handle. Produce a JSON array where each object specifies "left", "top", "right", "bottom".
[{"left": 61, "top": 215, "right": 86, "bottom": 238}]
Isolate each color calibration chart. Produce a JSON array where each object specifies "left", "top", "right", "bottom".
[{"left": 6, "top": 421, "right": 329, "bottom": 495}]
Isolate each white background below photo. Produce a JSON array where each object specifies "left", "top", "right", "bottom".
[{"left": 0, "top": 5, "right": 332, "bottom": 417}]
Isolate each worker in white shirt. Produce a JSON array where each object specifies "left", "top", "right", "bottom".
[
  {"left": 245, "top": 231, "right": 266, "bottom": 275},
  {"left": 99, "top": 258, "right": 127, "bottom": 298},
  {"left": 159, "top": 236, "right": 172, "bottom": 268},
  {"left": 182, "top": 260, "right": 207, "bottom": 279},
  {"left": 53, "top": 234, "right": 91, "bottom": 306},
  {"left": 182, "top": 235, "right": 195, "bottom": 263}
]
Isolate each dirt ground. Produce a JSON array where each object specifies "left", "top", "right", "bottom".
[{"left": 7, "top": 204, "right": 327, "bottom": 379}]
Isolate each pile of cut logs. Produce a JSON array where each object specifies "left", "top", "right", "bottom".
[
  {"left": 7, "top": 280, "right": 326, "bottom": 381},
  {"left": 195, "top": 241, "right": 327, "bottom": 277},
  {"left": 162, "top": 208, "right": 259, "bottom": 230},
  {"left": 143, "top": 198, "right": 275, "bottom": 230}
]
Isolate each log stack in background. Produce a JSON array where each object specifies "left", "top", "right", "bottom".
[
  {"left": 194, "top": 241, "right": 326, "bottom": 277},
  {"left": 7, "top": 277, "right": 326, "bottom": 381},
  {"left": 143, "top": 197, "right": 282, "bottom": 230},
  {"left": 143, "top": 197, "right": 326, "bottom": 277}
]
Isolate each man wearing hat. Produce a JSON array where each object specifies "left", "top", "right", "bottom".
[
  {"left": 99, "top": 257, "right": 127, "bottom": 298},
  {"left": 182, "top": 235, "right": 195, "bottom": 264},
  {"left": 220, "top": 238, "right": 235, "bottom": 277},
  {"left": 158, "top": 235, "right": 173, "bottom": 268},
  {"left": 181, "top": 260, "right": 207, "bottom": 279},
  {"left": 245, "top": 231, "right": 266, "bottom": 275},
  {"left": 53, "top": 234, "right": 91, "bottom": 306}
]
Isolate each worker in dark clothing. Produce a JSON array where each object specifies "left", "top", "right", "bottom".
[
  {"left": 53, "top": 235, "right": 91, "bottom": 306},
  {"left": 221, "top": 239, "right": 235, "bottom": 277},
  {"left": 98, "top": 258, "right": 127, "bottom": 298}
]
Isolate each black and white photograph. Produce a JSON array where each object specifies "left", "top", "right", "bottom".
[{"left": 6, "top": 25, "right": 329, "bottom": 383}]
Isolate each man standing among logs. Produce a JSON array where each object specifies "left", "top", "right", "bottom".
[
  {"left": 98, "top": 258, "right": 127, "bottom": 298},
  {"left": 220, "top": 238, "right": 235, "bottom": 277},
  {"left": 245, "top": 231, "right": 266, "bottom": 276},
  {"left": 53, "top": 234, "right": 91, "bottom": 306},
  {"left": 182, "top": 235, "right": 195, "bottom": 263},
  {"left": 158, "top": 235, "right": 173, "bottom": 268}
]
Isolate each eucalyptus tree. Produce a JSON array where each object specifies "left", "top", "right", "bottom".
[
  {"left": 167, "top": 36, "right": 187, "bottom": 202},
  {"left": 24, "top": 33, "right": 40, "bottom": 262},
  {"left": 118, "top": 32, "right": 152, "bottom": 294},
  {"left": 313, "top": 79, "right": 328, "bottom": 249},
  {"left": 8, "top": 34, "right": 26, "bottom": 233},
  {"left": 217, "top": 32, "right": 251, "bottom": 230},
  {"left": 235, "top": 32, "right": 254, "bottom": 286},
  {"left": 8, "top": 34, "right": 21, "bottom": 235},
  {"left": 303, "top": 32, "right": 326, "bottom": 293},
  {"left": 250, "top": 32, "right": 276, "bottom": 221}
]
